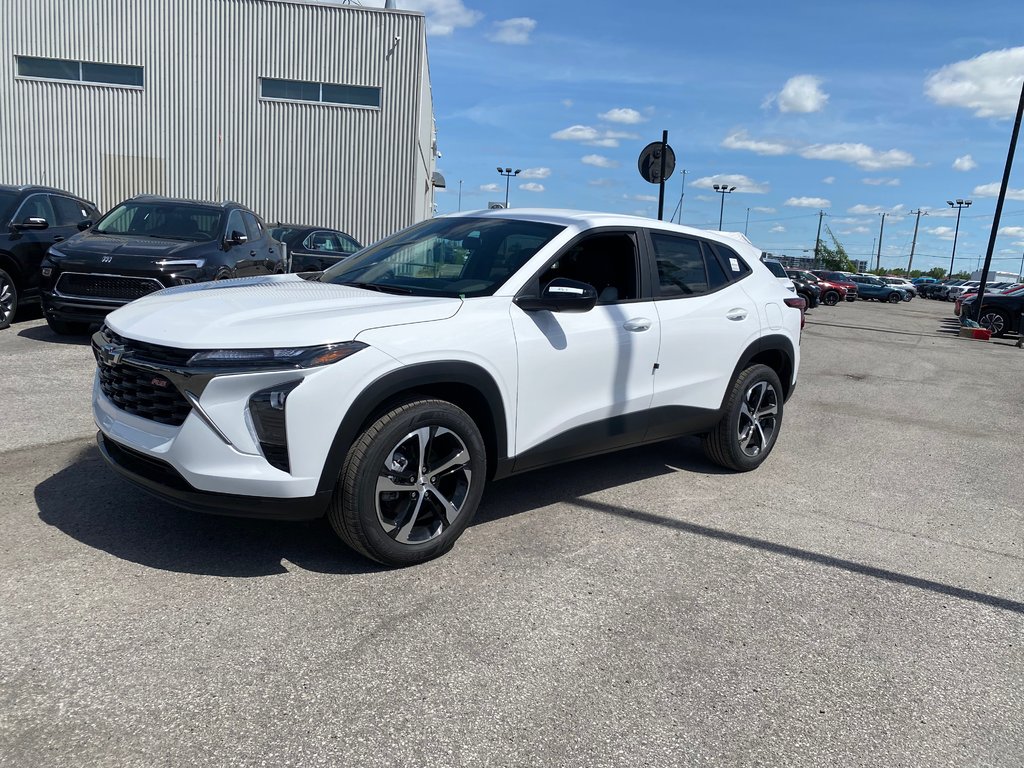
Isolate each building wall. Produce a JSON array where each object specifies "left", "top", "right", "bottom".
[{"left": 0, "top": 0, "right": 434, "bottom": 244}]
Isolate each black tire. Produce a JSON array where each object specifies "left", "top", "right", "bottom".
[
  {"left": 46, "top": 316, "right": 92, "bottom": 335},
  {"left": 822, "top": 290, "right": 840, "bottom": 306},
  {"left": 887, "top": 292, "right": 901, "bottom": 304},
  {"left": 702, "top": 364, "right": 784, "bottom": 472},
  {"left": 0, "top": 268, "right": 17, "bottom": 330},
  {"left": 328, "top": 398, "right": 486, "bottom": 566},
  {"left": 978, "top": 308, "right": 1009, "bottom": 337}
]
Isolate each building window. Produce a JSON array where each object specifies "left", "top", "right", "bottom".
[
  {"left": 260, "top": 78, "right": 380, "bottom": 108},
  {"left": 16, "top": 56, "right": 144, "bottom": 88}
]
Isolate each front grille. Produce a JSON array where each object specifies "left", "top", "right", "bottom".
[
  {"left": 98, "top": 362, "right": 192, "bottom": 426},
  {"left": 104, "top": 328, "right": 195, "bottom": 367},
  {"left": 57, "top": 272, "right": 164, "bottom": 302}
]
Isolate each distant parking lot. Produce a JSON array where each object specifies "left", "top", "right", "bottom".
[{"left": 1, "top": 298, "right": 1021, "bottom": 767}]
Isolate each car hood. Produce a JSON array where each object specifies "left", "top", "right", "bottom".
[
  {"left": 59, "top": 232, "right": 208, "bottom": 259},
  {"left": 105, "top": 275, "right": 463, "bottom": 348}
]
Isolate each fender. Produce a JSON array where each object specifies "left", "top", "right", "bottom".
[
  {"left": 720, "top": 334, "right": 796, "bottom": 409},
  {"left": 315, "top": 360, "right": 510, "bottom": 494}
]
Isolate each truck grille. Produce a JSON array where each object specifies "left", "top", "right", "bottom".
[{"left": 57, "top": 272, "right": 164, "bottom": 302}]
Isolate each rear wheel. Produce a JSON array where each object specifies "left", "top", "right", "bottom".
[
  {"left": 329, "top": 399, "right": 486, "bottom": 566},
  {"left": 46, "top": 316, "right": 92, "bottom": 335},
  {"left": 822, "top": 290, "right": 840, "bottom": 306},
  {"left": 0, "top": 268, "right": 16, "bottom": 330},
  {"left": 702, "top": 364, "right": 784, "bottom": 472}
]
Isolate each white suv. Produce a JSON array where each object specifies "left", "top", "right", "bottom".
[{"left": 92, "top": 210, "right": 802, "bottom": 566}]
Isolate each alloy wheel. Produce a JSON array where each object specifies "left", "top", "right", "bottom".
[
  {"left": 0, "top": 275, "right": 15, "bottom": 326},
  {"left": 375, "top": 425, "right": 473, "bottom": 544},
  {"left": 979, "top": 311, "right": 1006, "bottom": 335},
  {"left": 737, "top": 381, "right": 779, "bottom": 458}
]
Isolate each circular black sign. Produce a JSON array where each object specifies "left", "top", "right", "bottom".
[{"left": 638, "top": 142, "right": 676, "bottom": 184}]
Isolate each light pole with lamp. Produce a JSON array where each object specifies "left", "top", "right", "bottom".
[
  {"left": 946, "top": 199, "right": 971, "bottom": 278},
  {"left": 497, "top": 167, "right": 521, "bottom": 208},
  {"left": 713, "top": 183, "right": 736, "bottom": 230}
]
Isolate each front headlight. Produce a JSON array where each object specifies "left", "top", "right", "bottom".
[
  {"left": 186, "top": 341, "right": 367, "bottom": 370},
  {"left": 156, "top": 259, "right": 206, "bottom": 269}
]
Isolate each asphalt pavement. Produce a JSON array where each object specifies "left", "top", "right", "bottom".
[{"left": 1, "top": 297, "right": 1022, "bottom": 767}]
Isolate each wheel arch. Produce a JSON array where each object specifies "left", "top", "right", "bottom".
[
  {"left": 722, "top": 334, "right": 796, "bottom": 407},
  {"left": 0, "top": 251, "right": 24, "bottom": 286},
  {"left": 316, "top": 361, "right": 509, "bottom": 494}
]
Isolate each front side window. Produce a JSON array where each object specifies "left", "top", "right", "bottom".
[
  {"left": 94, "top": 202, "right": 223, "bottom": 242},
  {"left": 320, "top": 217, "right": 565, "bottom": 298},
  {"left": 304, "top": 231, "right": 344, "bottom": 252},
  {"left": 225, "top": 211, "right": 246, "bottom": 239},
  {"left": 13, "top": 194, "right": 55, "bottom": 225},
  {"left": 539, "top": 232, "right": 639, "bottom": 303}
]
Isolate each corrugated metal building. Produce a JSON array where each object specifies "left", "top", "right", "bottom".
[{"left": 0, "top": 0, "right": 439, "bottom": 244}]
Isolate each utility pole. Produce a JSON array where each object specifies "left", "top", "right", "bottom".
[
  {"left": 458, "top": 180, "right": 463, "bottom": 212},
  {"left": 670, "top": 169, "right": 688, "bottom": 224},
  {"left": 907, "top": 209, "right": 925, "bottom": 274},
  {"left": 813, "top": 210, "right": 826, "bottom": 262},
  {"left": 875, "top": 212, "right": 886, "bottom": 272},
  {"left": 744, "top": 207, "right": 751, "bottom": 236}
]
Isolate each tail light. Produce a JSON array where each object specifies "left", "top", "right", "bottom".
[{"left": 784, "top": 296, "right": 807, "bottom": 329}]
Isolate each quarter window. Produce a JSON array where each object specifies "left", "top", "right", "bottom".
[
  {"left": 16, "top": 56, "right": 143, "bottom": 88},
  {"left": 260, "top": 78, "right": 381, "bottom": 108}
]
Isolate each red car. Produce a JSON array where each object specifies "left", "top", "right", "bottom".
[{"left": 808, "top": 270, "right": 858, "bottom": 303}]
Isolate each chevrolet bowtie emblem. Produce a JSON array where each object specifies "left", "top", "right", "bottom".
[{"left": 99, "top": 342, "right": 126, "bottom": 366}]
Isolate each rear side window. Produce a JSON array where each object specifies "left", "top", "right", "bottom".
[
  {"left": 52, "top": 196, "right": 91, "bottom": 226},
  {"left": 650, "top": 233, "right": 730, "bottom": 297},
  {"left": 242, "top": 212, "right": 263, "bottom": 241}
]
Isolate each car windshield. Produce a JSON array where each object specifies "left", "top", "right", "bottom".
[
  {"left": 319, "top": 216, "right": 565, "bottom": 298},
  {"left": 94, "top": 202, "right": 224, "bottom": 241},
  {"left": 270, "top": 226, "right": 302, "bottom": 243}
]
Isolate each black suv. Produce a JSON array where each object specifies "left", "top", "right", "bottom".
[
  {"left": 0, "top": 185, "right": 100, "bottom": 329},
  {"left": 40, "top": 196, "right": 283, "bottom": 334}
]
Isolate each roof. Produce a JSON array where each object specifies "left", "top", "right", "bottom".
[{"left": 128, "top": 194, "right": 248, "bottom": 210}]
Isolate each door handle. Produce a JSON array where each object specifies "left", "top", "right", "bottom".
[
  {"left": 250, "top": 250, "right": 257, "bottom": 256},
  {"left": 53, "top": 236, "right": 65, "bottom": 242},
  {"left": 726, "top": 308, "right": 748, "bottom": 321},
  {"left": 623, "top": 318, "right": 653, "bottom": 332}
]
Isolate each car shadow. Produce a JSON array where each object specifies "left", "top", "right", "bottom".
[
  {"left": 17, "top": 323, "right": 95, "bottom": 345},
  {"left": 35, "top": 437, "right": 723, "bottom": 577}
]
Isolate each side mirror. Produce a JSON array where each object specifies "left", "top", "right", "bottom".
[
  {"left": 515, "top": 277, "right": 598, "bottom": 313},
  {"left": 16, "top": 217, "right": 48, "bottom": 231},
  {"left": 226, "top": 230, "right": 248, "bottom": 247},
  {"left": 77, "top": 220, "right": 93, "bottom": 231}
]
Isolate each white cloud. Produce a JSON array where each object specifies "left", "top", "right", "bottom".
[
  {"left": 973, "top": 182, "right": 1024, "bottom": 200},
  {"left": 822, "top": 176, "right": 836, "bottom": 185},
  {"left": 551, "top": 125, "right": 635, "bottom": 148},
  {"left": 840, "top": 226, "right": 871, "bottom": 235},
  {"left": 519, "top": 167, "right": 551, "bottom": 179},
  {"left": 488, "top": 17, "right": 537, "bottom": 45},
  {"left": 767, "top": 75, "right": 829, "bottom": 113},
  {"left": 588, "top": 178, "right": 615, "bottom": 187},
  {"left": 599, "top": 108, "right": 645, "bottom": 125},
  {"left": 953, "top": 154, "right": 977, "bottom": 172},
  {"left": 925, "top": 47, "right": 1024, "bottom": 118},
  {"left": 751, "top": 206, "right": 776, "bottom": 213},
  {"left": 691, "top": 174, "right": 770, "bottom": 194},
  {"left": 848, "top": 203, "right": 906, "bottom": 215},
  {"left": 582, "top": 154, "right": 618, "bottom": 168},
  {"left": 862, "top": 177, "right": 900, "bottom": 186},
  {"left": 770, "top": 225, "right": 785, "bottom": 233},
  {"left": 561, "top": 99, "right": 574, "bottom": 108},
  {"left": 800, "top": 143, "right": 915, "bottom": 170},
  {"left": 626, "top": 194, "right": 658, "bottom": 202},
  {"left": 401, "top": 0, "right": 482, "bottom": 35},
  {"left": 479, "top": 183, "right": 500, "bottom": 193},
  {"left": 721, "top": 130, "right": 791, "bottom": 156},
  {"left": 927, "top": 226, "right": 957, "bottom": 240},
  {"left": 998, "top": 226, "right": 1024, "bottom": 237},
  {"left": 785, "top": 197, "right": 830, "bottom": 208},
  {"left": 519, "top": 182, "right": 545, "bottom": 193}
]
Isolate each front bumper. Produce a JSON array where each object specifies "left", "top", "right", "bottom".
[
  {"left": 97, "top": 432, "right": 331, "bottom": 520},
  {"left": 42, "top": 290, "right": 124, "bottom": 323}
]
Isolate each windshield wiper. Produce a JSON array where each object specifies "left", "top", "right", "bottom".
[{"left": 338, "top": 281, "right": 413, "bottom": 295}]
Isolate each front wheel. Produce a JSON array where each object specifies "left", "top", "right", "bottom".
[
  {"left": 822, "top": 290, "right": 840, "bottom": 306},
  {"left": 329, "top": 399, "right": 486, "bottom": 566},
  {"left": 702, "top": 364, "right": 784, "bottom": 472},
  {"left": 0, "top": 268, "right": 17, "bottom": 330},
  {"left": 887, "top": 292, "right": 901, "bottom": 304}
]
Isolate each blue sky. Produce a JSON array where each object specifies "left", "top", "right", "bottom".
[{"left": 366, "top": 0, "right": 1024, "bottom": 275}]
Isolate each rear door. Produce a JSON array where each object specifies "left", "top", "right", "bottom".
[{"left": 645, "top": 232, "right": 760, "bottom": 439}]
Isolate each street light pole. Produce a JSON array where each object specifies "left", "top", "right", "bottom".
[
  {"left": 713, "top": 183, "right": 736, "bottom": 230},
  {"left": 907, "top": 209, "right": 925, "bottom": 274},
  {"left": 744, "top": 207, "right": 750, "bottom": 236},
  {"left": 946, "top": 199, "right": 972, "bottom": 277},
  {"left": 497, "top": 167, "right": 521, "bottom": 208}
]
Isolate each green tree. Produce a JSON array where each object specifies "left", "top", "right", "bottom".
[
  {"left": 817, "top": 226, "right": 854, "bottom": 271},
  {"left": 926, "top": 266, "right": 947, "bottom": 279}
]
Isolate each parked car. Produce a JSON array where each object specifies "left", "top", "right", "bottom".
[
  {"left": 787, "top": 269, "right": 847, "bottom": 306},
  {"left": 40, "top": 196, "right": 284, "bottom": 335},
  {"left": 810, "top": 270, "right": 859, "bottom": 301},
  {"left": 911, "top": 277, "right": 938, "bottom": 286},
  {"left": 960, "top": 288, "right": 1024, "bottom": 337},
  {"left": 91, "top": 209, "right": 802, "bottom": 566},
  {"left": 270, "top": 224, "right": 362, "bottom": 273},
  {"left": 881, "top": 276, "right": 917, "bottom": 299},
  {"left": 931, "top": 280, "right": 966, "bottom": 300},
  {"left": 784, "top": 271, "right": 821, "bottom": 308},
  {"left": 762, "top": 259, "right": 796, "bottom": 293},
  {"left": 946, "top": 281, "right": 980, "bottom": 302},
  {"left": 848, "top": 275, "right": 907, "bottom": 303},
  {"left": 0, "top": 184, "right": 100, "bottom": 329}
]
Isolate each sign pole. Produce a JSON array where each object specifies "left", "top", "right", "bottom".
[{"left": 657, "top": 130, "right": 668, "bottom": 221}]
